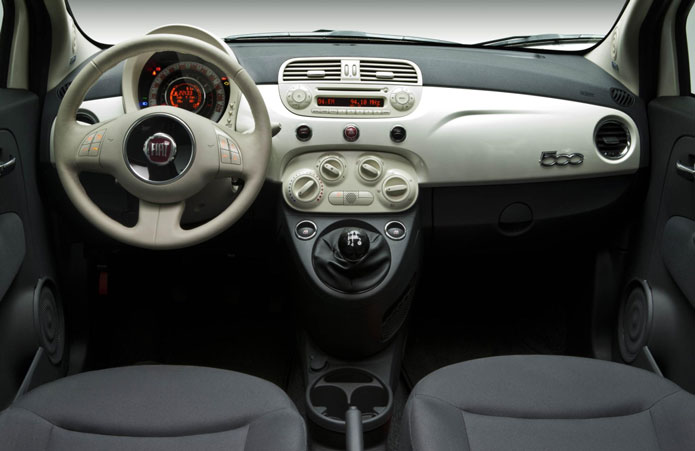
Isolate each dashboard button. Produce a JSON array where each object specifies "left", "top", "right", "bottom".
[
  {"left": 292, "top": 89, "right": 307, "bottom": 103},
  {"left": 385, "top": 221, "right": 407, "bottom": 241},
  {"left": 356, "top": 191, "right": 374, "bottom": 205},
  {"left": 228, "top": 139, "right": 239, "bottom": 152},
  {"left": 296, "top": 125, "right": 313, "bottom": 142},
  {"left": 328, "top": 191, "right": 344, "bottom": 205},
  {"left": 78, "top": 144, "right": 90, "bottom": 156},
  {"left": 93, "top": 130, "right": 106, "bottom": 143},
  {"left": 343, "top": 125, "right": 360, "bottom": 142},
  {"left": 390, "top": 126, "right": 407, "bottom": 143},
  {"left": 344, "top": 191, "right": 359, "bottom": 205},
  {"left": 218, "top": 136, "right": 230, "bottom": 151},
  {"left": 295, "top": 220, "right": 317, "bottom": 240},
  {"left": 220, "top": 149, "right": 231, "bottom": 164},
  {"left": 230, "top": 151, "right": 241, "bottom": 165},
  {"left": 395, "top": 91, "right": 410, "bottom": 105}
]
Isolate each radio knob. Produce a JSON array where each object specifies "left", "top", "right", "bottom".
[
  {"left": 390, "top": 88, "right": 414, "bottom": 111},
  {"left": 287, "top": 87, "right": 312, "bottom": 110},
  {"left": 289, "top": 170, "right": 323, "bottom": 204}
]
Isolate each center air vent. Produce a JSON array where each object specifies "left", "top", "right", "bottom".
[
  {"left": 360, "top": 60, "right": 419, "bottom": 84},
  {"left": 595, "top": 119, "right": 630, "bottom": 160},
  {"left": 282, "top": 59, "right": 342, "bottom": 82},
  {"left": 281, "top": 58, "right": 421, "bottom": 85}
]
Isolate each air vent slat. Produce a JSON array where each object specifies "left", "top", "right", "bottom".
[{"left": 595, "top": 120, "right": 630, "bottom": 160}]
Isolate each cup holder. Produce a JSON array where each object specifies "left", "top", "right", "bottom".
[{"left": 307, "top": 368, "right": 392, "bottom": 433}]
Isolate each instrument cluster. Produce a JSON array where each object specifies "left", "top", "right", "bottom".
[{"left": 137, "top": 52, "right": 231, "bottom": 122}]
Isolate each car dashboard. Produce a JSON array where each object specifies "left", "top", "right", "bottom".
[{"left": 44, "top": 25, "right": 646, "bottom": 233}]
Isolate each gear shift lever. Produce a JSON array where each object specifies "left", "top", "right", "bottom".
[{"left": 338, "top": 229, "right": 370, "bottom": 262}]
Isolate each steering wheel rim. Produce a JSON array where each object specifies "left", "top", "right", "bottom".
[{"left": 54, "top": 34, "right": 271, "bottom": 249}]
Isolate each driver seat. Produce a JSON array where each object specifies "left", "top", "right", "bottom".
[{"left": 0, "top": 365, "right": 306, "bottom": 450}]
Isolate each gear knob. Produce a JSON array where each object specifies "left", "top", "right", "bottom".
[{"left": 338, "top": 228, "right": 370, "bottom": 262}]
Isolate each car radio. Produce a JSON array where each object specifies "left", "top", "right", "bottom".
[{"left": 278, "top": 57, "right": 422, "bottom": 119}]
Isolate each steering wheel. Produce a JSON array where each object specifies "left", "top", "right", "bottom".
[{"left": 53, "top": 34, "right": 271, "bottom": 249}]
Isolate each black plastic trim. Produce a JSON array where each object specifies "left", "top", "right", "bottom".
[
  {"left": 638, "top": 0, "right": 673, "bottom": 102},
  {"left": 676, "top": 0, "right": 695, "bottom": 95},
  {"left": 0, "top": 0, "right": 15, "bottom": 88},
  {"left": 25, "top": 0, "right": 52, "bottom": 97}
]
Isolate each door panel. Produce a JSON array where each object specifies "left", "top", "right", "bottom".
[
  {"left": 627, "top": 96, "right": 695, "bottom": 392},
  {"left": 0, "top": 89, "right": 61, "bottom": 409}
]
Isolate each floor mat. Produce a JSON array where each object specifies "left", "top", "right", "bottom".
[
  {"left": 402, "top": 248, "right": 593, "bottom": 388},
  {"left": 85, "top": 251, "right": 296, "bottom": 389}
]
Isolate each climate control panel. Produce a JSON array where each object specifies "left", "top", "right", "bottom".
[{"left": 282, "top": 152, "right": 418, "bottom": 213}]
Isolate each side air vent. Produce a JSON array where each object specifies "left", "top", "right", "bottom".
[
  {"left": 76, "top": 109, "right": 99, "bottom": 125},
  {"left": 56, "top": 81, "right": 72, "bottom": 99},
  {"left": 282, "top": 59, "right": 342, "bottom": 82},
  {"left": 610, "top": 88, "right": 635, "bottom": 107},
  {"left": 360, "top": 60, "right": 419, "bottom": 84},
  {"left": 595, "top": 120, "right": 630, "bottom": 160}
]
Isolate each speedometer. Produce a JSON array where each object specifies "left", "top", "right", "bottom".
[{"left": 147, "top": 61, "right": 227, "bottom": 122}]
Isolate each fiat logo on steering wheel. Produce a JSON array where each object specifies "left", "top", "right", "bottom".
[{"left": 143, "top": 133, "right": 177, "bottom": 166}]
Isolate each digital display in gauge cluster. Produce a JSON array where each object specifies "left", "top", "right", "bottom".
[{"left": 137, "top": 52, "right": 231, "bottom": 122}]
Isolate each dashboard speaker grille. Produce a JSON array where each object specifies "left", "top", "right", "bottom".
[
  {"left": 360, "top": 59, "right": 419, "bottom": 84},
  {"left": 282, "top": 59, "right": 342, "bottom": 81},
  {"left": 609, "top": 88, "right": 635, "bottom": 107},
  {"left": 595, "top": 120, "right": 630, "bottom": 159}
]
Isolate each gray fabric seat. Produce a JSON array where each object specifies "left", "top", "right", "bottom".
[
  {"left": 401, "top": 355, "right": 695, "bottom": 451},
  {"left": 0, "top": 365, "right": 306, "bottom": 451}
]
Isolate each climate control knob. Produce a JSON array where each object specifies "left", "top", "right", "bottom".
[
  {"left": 380, "top": 169, "right": 415, "bottom": 208},
  {"left": 318, "top": 156, "right": 346, "bottom": 183},
  {"left": 286, "top": 87, "right": 312, "bottom": 110},
  {"left": 288, "top": 170, "right": 323, "bottom": 204},
  {"left": 357, "top": 156, "right": 384, "bottom": 182}
]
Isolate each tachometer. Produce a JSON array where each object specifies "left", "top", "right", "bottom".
[{"left": 147, "top": 61, "right": 227, "bottom": 121}]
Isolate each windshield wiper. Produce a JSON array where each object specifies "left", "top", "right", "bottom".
[
  {"left": 224, "top": 30, "right": 460, "bottom": 46},
  {"left": 478, "top": 33, "right": 603, "bottom": 48}
]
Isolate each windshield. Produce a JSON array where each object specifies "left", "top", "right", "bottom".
[{"left": 69, "top": 0, "right": 627, "bottom": 51}]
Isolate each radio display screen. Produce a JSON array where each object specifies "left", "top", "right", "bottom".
[{"left": 317, "top": 97, "right": 384, "bottom": 108}]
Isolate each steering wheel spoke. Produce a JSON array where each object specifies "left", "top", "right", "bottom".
[{"left": 134, "top": 200, "right": 186, "bottom": 245}]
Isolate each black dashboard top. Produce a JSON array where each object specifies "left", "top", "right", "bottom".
[{"left": 81, "top": 42, "right": 645, "bottom": 125}]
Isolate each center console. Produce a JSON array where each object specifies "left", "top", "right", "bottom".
[{"left": 277, "top": 56, "right": 424, "bottom": 449}]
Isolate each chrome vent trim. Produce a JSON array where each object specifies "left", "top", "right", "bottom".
[{"left": 595, "top": 119, "right": 631, "bottom": 160}]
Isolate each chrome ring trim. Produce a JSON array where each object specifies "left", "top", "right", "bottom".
[
  {"left": 384, "top": 220, "right": 407, "bottom": 241},
  {"left": 295, "top": 220, "right": 318, "bottom": 241}
]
